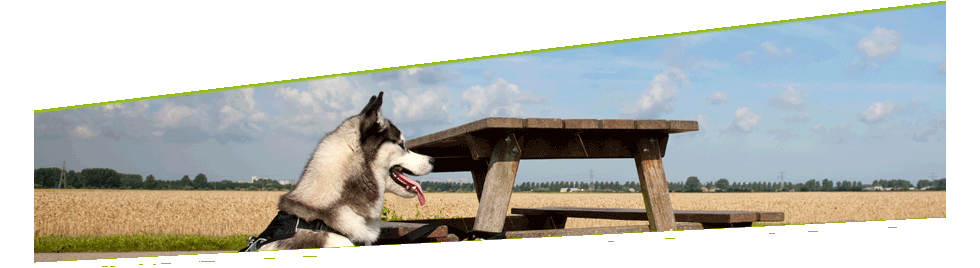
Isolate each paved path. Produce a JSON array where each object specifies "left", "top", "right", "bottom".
[{"left": 35, "top": 250, "right": 237, "bottom": 262}]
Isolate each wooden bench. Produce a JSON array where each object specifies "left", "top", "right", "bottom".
[
  {"left": 407, "top": 117, "right": 700, "bottom": 233},
  {"left": 375, "top": 221, "right": 450, "bottom": 244},
  {"left": 512, "top": 207, "right": 785, "bottom": 229},
  {"left": 394, "top": 117, "right": 785, "bottom": 242}
]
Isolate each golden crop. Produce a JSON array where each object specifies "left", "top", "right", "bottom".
[{"left": 34, "top": 190, "right": 945, "bottom": 236}]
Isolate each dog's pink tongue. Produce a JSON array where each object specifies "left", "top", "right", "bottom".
[{"left": 395, "top": 172, "right": 425, "bottom": 206}]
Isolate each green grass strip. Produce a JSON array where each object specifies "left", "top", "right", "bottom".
[{"left": 34, "top": 234, "right": 251, "bottom": 253}]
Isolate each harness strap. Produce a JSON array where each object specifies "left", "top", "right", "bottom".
[
  {"left": 241, "top": 212, "right": 506, "bottom": 252},
  {"left": 240, "top": 211, "right": 366, "bottom": 252},
  {"left": 390, "top": 223, "right": 506, "bottom": 244}
]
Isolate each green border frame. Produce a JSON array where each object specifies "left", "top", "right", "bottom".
[{"left": 11, "top": 1, "right": 956, "bottom": 267}]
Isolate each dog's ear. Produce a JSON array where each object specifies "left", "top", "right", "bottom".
[
  {"left": 360, "top": 92, "right": 386, "bottom": 134},
  {"left": 359, "top": 92, "right": 382, "bottom": 116}
]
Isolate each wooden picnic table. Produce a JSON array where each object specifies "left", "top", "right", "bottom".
[{"left": 406, "top": 117, "right": 699, "bottom": 234}]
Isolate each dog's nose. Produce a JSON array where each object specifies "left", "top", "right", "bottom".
[{"left": 428, "top": 157, "right": 435, "bottom": 166}]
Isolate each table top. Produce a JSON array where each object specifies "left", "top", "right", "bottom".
[{"left": 407, "top": 117, "right": 698, "bottom": 172}]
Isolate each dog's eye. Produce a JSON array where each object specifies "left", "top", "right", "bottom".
[{"left": 398, "top": 141, "right": 406, "bottom": 149}]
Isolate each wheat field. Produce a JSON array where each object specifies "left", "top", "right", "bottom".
[{"left": 34, "top": 189, "right": 945, "bottom": 237}]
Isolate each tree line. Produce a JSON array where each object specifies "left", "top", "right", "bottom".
[
  {"left": 35, "top": 167, "right": 946, "bottom": 193},
  {"left": 669, "top": 177, "right": 946, "bottom": 192},
  {"left": 34, "top": 167, "right": 292, "bottom": 191}
]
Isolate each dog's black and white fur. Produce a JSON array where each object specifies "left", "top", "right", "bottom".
[{"left": 257, "top": 92, "right": 433, "bottom": 249}]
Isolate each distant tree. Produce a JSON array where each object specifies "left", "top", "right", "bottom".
[
  {"left": 35, "top": 168, "right": 62, "bottom": 188},
  {"left": 80, "top": 168, "right": 120, "bottom": 189},
  {"left": 684, "top": 176, "right": 701, "bottom": 192},
  {"left": 802, "top": 179, "right": 819, "bottom": 192},
  {"left": 180, "top": 175, "right": 192, "bottom": 189},
  {"left": 145, "top": 175, "right": 157, "bottom": 190},
  {"left": 67, "top": 170, "right": 81, "bottom": 189},
  {"left": 194, "top": 173, "right": 208, "bottom": 189}
]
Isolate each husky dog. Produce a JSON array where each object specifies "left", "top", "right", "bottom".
[{"left": 250, "top": 92, "right": 433, "bottom": 250}]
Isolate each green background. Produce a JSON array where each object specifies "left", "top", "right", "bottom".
[{"left": 7, "top": 1, "right": 960, "bottom": 267}]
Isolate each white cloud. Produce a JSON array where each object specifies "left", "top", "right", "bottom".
[
  {"left": 371, "top": 67, "right": 459, "bottom": 89},
  {"left": 706, "top": 91, "right": 729, "bottom": 105},
  {"left": 462, "top": 78, "right": 544, "bottom": 118},
  {"left": 276, "top": 87, "right": 322, "bottom": 115},
  {"left": 761, "top": 41, "right": 794, "bottom": 57},
  {"left": 101, "top": 101, "right": 149, "bottom": 118},
  {"left": 153, "top": 102, "right": 209, "bottom": 129},
  {"left": 391, "top": 89, "right": 452, "bottom": 124},
  {"left": 768, "top": 86, "right": 806, "bottom": 111},
  {"left": 273, "top": 77, "right": 371, "bottom": 137},
  {"left": 218, "top": 88, "right": 268, "bottom": 133},
  {"left": 856, "top": 27, "right": 902, "bottom": 60},
  {"left": 72, "top": 125, "right": 99, "bottom": 139},
  {"left": 218, "top": 105, "right": 246, "bottom": 132},
  {"left": 733, "top": 51, "right": 756, "bottom": 64},
  {"left": 732, "top": 107, "right": 760, "bottom": 132},
  {"left": 857, "top": 99, "right": 919, "bottom": 125},
  {"left": 781, "top": 111, "right": 811, "bottom": 124},
  {"left": 846, "top": 27, "right": 903, "bottom": 73},
  {"left": 621, "top": 67, "right": 688, "bottom": 119}
]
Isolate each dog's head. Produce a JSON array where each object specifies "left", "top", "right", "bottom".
[{"left": 357, "top": 92, "right": 434, "bottom": 205}]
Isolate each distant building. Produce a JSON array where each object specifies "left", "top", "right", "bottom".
[
  {"left": 628, "top": 188, "right": 635, "bottom": 193},
  {"left": 446, "top": 179, "right": 454, "bottom": 184},
  {"left": 460, "top": 179, "right": 467, "bottom": 184},
  {"left": 863, "top": 185, "right": 885, "bottom": 191}
]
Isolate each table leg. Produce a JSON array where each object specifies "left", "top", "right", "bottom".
[
  {"left": 633, "top": 134, "right": 677, "bottom": 231},
  {"left": 472, "top": 133, "right": 522, "bottom": 233},
  {"left": 470, "top": 162, "right": 488, "bottom": 201}
]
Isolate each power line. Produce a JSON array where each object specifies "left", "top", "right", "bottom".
[
  {"left": 778, "top": 171, "right": 784, "bottom": 191},
  {"left": 589, "top": 170, "right": 594, "bottom": 191},
  {"left": 57, "top": 161, "right": 67, "bottom": 189}
]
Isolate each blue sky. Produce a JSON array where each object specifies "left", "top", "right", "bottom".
[{"left": 33, "top": 4, "right": 945, "bottom": 185}]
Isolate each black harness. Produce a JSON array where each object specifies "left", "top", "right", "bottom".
[
  {"left": 241, "top": 211, "right": 506, "bottom": 251},
  {"left": 240, "top": 211, "right": 366, "bottom": 252}
]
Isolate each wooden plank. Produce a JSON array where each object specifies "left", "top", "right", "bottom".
[
  {"left": 756, "top": 211, "right": 785, "bottom": 221},
  {"left": 406, "top": 117, "right": 524, "bottom": 149},
  {"left": 430, "top": 157, "right": 489, "bottom": 173},
  {"left": 633, "top": 136, "right": 677, "bottom": 231},
  {"left": 524, "top": 215, "right": 567, "bottom": 230},
  {"left": 563, "top": 119, "right": 600, "bottom": 129},
  {"left": 519, "top": 131, "right": 590, "bottom": 159},
  {"left": 600, "top": 119, "right": 636, "bottom": 129},
  {"left": 473, "top": 133, "right": 522, "bottom": 233},
  {"left": 526, "top": 118, "right": 564, "bottom": 129},
  {"left": 668, "top": 120, "right": 699, "bottom": 133},
  {"left": 397, "top": 216, "right": 535, "bottom": 232},
  {"left": 505, "top": 223, "right": 703, "bottom": 239},
  {"left": 408, "top": 118, "right": 699, "bottom": 150},
  {"left": 635, "top": 120, "right": 669, "bottom": 130},
  {"left": 511, "top": 207, "right": 773, "bottom": 223},
  {"left": 377, "top": 221, "right": 449, "bottom": 240}
]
